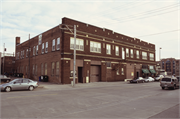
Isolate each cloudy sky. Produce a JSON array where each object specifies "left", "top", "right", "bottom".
[{"left": 0, "top": 0, "right": 179, "bottom": 61}]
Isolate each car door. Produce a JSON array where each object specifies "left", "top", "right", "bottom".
[
  {"left": 21, "top": 79, "right": 30, "bottom": 89},
  {"left": 11, "top": 79, "right": 22, "bottom": 90}
]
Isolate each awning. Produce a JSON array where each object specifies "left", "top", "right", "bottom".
[
  {"left": 142, "top": 69, "right": 150, "bottom": 74},
  {"left": 149, "top": 69, "right": 156, "bottom": 74}
]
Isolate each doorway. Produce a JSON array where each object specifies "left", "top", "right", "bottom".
[
  {"left": 137, "top": 72, "right": 139, "bottom": 78},
  {"left": 78, "top": 67, "right": 83, "bottom": 83}
]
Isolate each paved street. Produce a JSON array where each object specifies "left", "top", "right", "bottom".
[{"left": 0, "top": 81, "right": 179, "bottom": 119}]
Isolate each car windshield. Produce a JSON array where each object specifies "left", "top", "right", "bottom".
[
  {"left": 161, "top": 78, "right": 171, "bottom": 82},
  {"left": 9, "top": 79, "right": 18, "bottom": 83}
]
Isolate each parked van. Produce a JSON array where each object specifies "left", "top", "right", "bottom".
[{"left": 160, "top": 77, "right": 179, "bottom": 90}]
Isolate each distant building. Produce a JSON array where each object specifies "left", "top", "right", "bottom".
[
  {"left": 15, "top": 17, "right": 156, "bottom": 84},
  {"left": 158, "top": 58, "right": 180, "bottom": 76},
  {"left": 1, "top": 55, "right": 15, "bottom": 75}
]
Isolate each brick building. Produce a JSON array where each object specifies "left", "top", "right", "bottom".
[
  {"left": 159, "top": 58, "right": 180, "bottom": 76},
  {"left": 1, "top": 55, "right": 15, "bottom": 75},
  {"left": 15, "top": 17, "right": 156, "bottom": 84}
]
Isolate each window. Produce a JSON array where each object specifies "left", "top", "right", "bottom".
[
  {"left": 116, "top": 68, "right": 119, "bottom": 75},
  {"left": 122, "top": 47, "right": 125, "bottom": 59},
  {"left": 20, "top": 51, "right": 22, "bottom": 59},
  {"left": 35, "top": 65, "right": 37, "bottom": 75},
  {"left": 36, "top": 45, "right": 38, "bottom": 55},
  {"left": 52, "top": 39, "right": 55, "bottom": 51},
  {"left": 45, "top": 42, "right": 48, "bottom": 53},
  {"left": 142, "top": 51, "right": 147, "bottom": 60},
  {"left": 126, "top": 48, "right": 129, "bottom": 57},
  {"left": 121, "top": 68, "right": 124, "bottom": 75},
  {"left": 39, "top": 34, "right": 42, "bottom": 45},
  {"left": 26, "top": 49, "right": 28, "bottom": 57},
  {"left": 22, "top": 50, "right": 24, "bottom": 58},
  {"left": 45, "top": 63, "right": 47, "bottom": 75},
  {"left": 115, "top": 46, "right": 119, "bottom": 56},
  {"left": 42, "top": 43, "right": 44, "bottom": 54},
  {"left": 57, "top": 38, "right": 60, "bottom": 50},
  {"left": 56, "top": 62, "right": 59, "bottom": 76},
  {"left": 52, "top": 62, "right": 55, "bottom": 76},
  {"left": 149, "top": 53, "right": 154, "bottom": 61},
  {"left": 33, "top": 46, "right": 36, "bottom": 56},
  {"left": 106, "top": 62, "right": 111, "bottom": 68},
  {"left": 130, "top": 49, "right": 133, "bottom": 58},
  {"left": 106, "top": 44, "right": 111, "bottom": 54},
  {"left": 41, "top": 63, "right": 44, "bottom": 75},
  {"left": 33, "top": 64, "right": 35, "bottom": 75},
  {"left": 70, "top": 37, "right": 84, "bottom": 51},
  {"left": 90, "top": 41, "right": 101, "bottom": 53},
  {"left": 136, "top": 50, "right": 139, "bottom": 59}
]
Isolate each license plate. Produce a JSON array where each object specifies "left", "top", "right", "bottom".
[{"left": 164, "top": 85, "right": 167, "bottom": 87}]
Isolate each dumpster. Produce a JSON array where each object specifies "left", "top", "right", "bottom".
[{"left": 40, "top": 75, "right": 49, "bottom": 82}]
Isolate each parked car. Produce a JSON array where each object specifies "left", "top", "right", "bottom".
[
  {"left": 0, "top": 75, "right": 11, "bottom": 83},
  {"left": 144, "top": 77, "right": 154, "bottom": 82},
  {"left": 0, "top": 78, "right": 38, "bottom": 92},
  {"left": 160, "top": 77, "right": 179, "bottom": 90},
  {"left": 155, "top": 75, "right": 164, "bottom": 81},
  {"left": 130, "top": 77, "right": 144, "bottom": 83}
]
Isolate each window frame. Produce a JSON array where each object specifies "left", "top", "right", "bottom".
[
  {"left": 70, "top": 37, "right": 84, "bottom": 51},
  {"left": 130, "top": 49, "right": 133, "bottom": 58},
  {"left": 90, "top": 41, "right": 101, "bottom": 53},
  {"left": 142, "top": 51, "right": 147, "bottom": 60},
  {"left": 115, "top": 46, "right": 119, "bottom": 56},
  {"left": 106, "top": 44, "right": 111, "bottom": 55},
  {"left": 45, "top": 42, "right": 48, "bottom": 53},
  {"left": 42, "top": 43, "right": 44, "bottom": 54},
  {"left": 136, "top": 50, "right": 139, "bottom": 59},
  {"left": 57, "top": 38, "right": 60, "bottom": 50},
  {"left": 126, "top": 48, "right": 129, "bottom": 57},
  {"left": 36, "top": 45, "right": 38, "bottom": 55}
]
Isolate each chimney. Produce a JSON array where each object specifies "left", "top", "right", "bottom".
[{"left": 16, "top": 37, "right": 20, "bottom": 45}]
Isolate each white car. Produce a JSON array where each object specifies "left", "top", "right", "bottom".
[
  {"left": 144, "top": 77, "right": 154, "bottom": 82},
  {"left": 155, "top": 75, "right": 164, "bottom": 81}
]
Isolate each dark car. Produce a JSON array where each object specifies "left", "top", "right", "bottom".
[{"left": 130, "top": 77, "right": 145, "bottom": 83}]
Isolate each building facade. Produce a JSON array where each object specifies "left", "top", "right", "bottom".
[
  {"left": 158, "top": 58, "right": 180, "bottom": 76},
  {"left": 1, "top": 55, "right": 15, "bottom": 75},
  {"left": 15, "top": 17, "right": 156, "bottom": 84}
]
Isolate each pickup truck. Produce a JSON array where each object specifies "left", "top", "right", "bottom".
[{"left": 0, "top": 75, "right": 11, "bottom": 83}]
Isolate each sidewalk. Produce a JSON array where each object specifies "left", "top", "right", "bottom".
[{"left": 38, "top": 81, "right": 127, "bottom": 90}]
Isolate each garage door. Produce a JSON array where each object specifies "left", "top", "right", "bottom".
[{"left": 90, "top": 66, "right": 100, "bottom": 82}]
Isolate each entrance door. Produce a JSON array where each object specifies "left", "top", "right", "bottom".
[
  {"left": 90, "top": 66, "right": 100, "bottom": 82},
  {"left": 78, "top": 67, "right": 83, "bottom": 83},
  {"left": 137, "top": 72, "right": 139, "bottom": 78}
]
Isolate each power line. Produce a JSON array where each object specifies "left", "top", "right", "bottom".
[
  {"left": 94, "top": 3, "right": 179, "bottom": 24},
  {"left": 136, "top": 29, "right": 180, "bottom": 37}
]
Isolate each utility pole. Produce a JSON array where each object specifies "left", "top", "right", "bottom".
[
  {"left": 159, "top": 47, "right": 162, "bottom": 70},
  {"left": 59, "top": 24, "right": 76, "bottom": 87},
  {"left": 73, "top": 25, "right": 76, "bottom": 87}
]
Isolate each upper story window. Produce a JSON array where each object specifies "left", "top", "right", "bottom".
[
  {"left": 90, "top": 41, "right": 101, "bottom": 53},
  {"left": 52, "top": 39, "right": 55, "bottom": 51},
  {"left": 33, "top": 46, "right": 36, "bottom": 56},
  {"left": 22, "top": 50, "right": 24, "bottom": 58},
  {"left": 21, "top": 51, "right": 23, "bottom": 59},
  {"left": 106, "top": 62, "right": 111, "bottom": 68},
  {"left": 16, "top": 52, "right": 19, "bottom": 59},
  {"left": 122, "top": 47, "right": 125, "bottom": 59},
  {"left": 106, "top": 44, "right": 111, "bottom": 54},
  {"left": 149, "top": 53, "right": 154, "bottom": 61},
  {"left": 130, "top": 49, "right": 133, "bottom": 58},
  {"left": 26, "top": 49, "right": 28, "bottom": 57},
  {"left": 36, "top": 45, "right": 38, "bottom": 55},
  {"left": 142, "top": 51, "right": 147, "bottom": 60},
  {"left": 115, "top": 46, "right": 119, "bottom": 56},
  {"left": 42, "top": 43, "right": 44, "bottom": 54},
  {"left": 39, "top": 34, "right": 42, "bottom": 45},
  {"left": 126, "top": 48, "right": 129, "bottom": 57},
  {"left": 136, "top": 50, "right": 139, "bottom": 59},
  {"left": 70, "top": 37, "right": 84, "bottom": 51},
  {"left": 57, "top": 37, "right": 60, "bottom": 50},
  {"left": 45, "top": 42, "right": 48, "bottom": 53}
]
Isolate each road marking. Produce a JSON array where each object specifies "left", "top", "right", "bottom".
[{"left": 7, "top": 93, "right": 57, "bottom": 99}]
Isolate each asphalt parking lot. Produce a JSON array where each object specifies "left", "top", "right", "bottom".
[{"left": 1, "top": 81, "right": 179, "bottom": 119}]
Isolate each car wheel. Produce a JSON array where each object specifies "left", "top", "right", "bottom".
[
  {"left": 5, "top": 86, "right": 11, "bottom": 92},
  {"left": 29, "top": 86, "right": 34, "bottom": 91},
  {"left": 162, "top": 87, "right": 165, "bottom": 90}
]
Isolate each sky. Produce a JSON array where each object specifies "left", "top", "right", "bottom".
[{"left": 0, "top": 0, "right": 179, "bottom": 61}]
